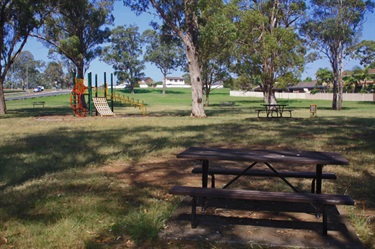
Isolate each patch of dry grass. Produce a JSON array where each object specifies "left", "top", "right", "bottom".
[{"left": 1, "top": 89, "right": 374, "bottom": 248}]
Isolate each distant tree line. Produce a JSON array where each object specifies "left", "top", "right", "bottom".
[{"left": 1, "top": 0, "right": 374, "bottom": 115}]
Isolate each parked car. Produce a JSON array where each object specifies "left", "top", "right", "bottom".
[{"left": 33, "top": 86, "right": 44, "bottom": 92}]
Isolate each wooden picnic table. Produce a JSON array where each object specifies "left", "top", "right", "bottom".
[
  {"left": 176, "top": 146, "right": 349, "bottom": 193},
  {"left": 170, "top": 147, "right": 353, "bottom": 235},
  {"left": 257, "top": 104, "right": 293, "bottom": 118}
]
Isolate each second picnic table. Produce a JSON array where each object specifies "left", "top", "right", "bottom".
[{"left": 257, "top": 104, "right": 293, "bottom": 118}]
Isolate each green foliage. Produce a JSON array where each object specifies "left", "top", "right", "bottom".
[
  {"left": 1, "top": 90, "right": 375, "bottom": 247},
  {"left": 301, "top": 0, "right": 375, "bottom": 109},
  {"left": 142, "top": 29, "right": 185, "bottom": 94},
  {"left": 198, "top": 0, "right": 237, "bottom": 105},
  {"left": 101, "top": 25, "right": 145, "bottom": 94},
  {"left": 315, "top": 68, "right": 333, "bottom": 86},
  {"left": 0, "top": 0, "right": 55, "bottom": 114},
  {"left": 351, "top": 40, "right": 375, "bottom": 67},
  {"left": 40, "top": 0, "right": 114, "bottom": 78},
  {"left": 233, "top": 0, "right": 306, "bottom": 101},
  {"left": 5, "top": 51, "right": 45, "bottom": 90},
  {"left": 44, "top": 61, "right": 66, "bottom": 88}
]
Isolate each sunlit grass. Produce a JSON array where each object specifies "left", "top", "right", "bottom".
[{"left": 1, "top": 88, "right": 374, "bottom": 248}]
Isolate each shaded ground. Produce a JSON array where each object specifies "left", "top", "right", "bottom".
[
  {"left": 99, "top": 156, "right": 364, "bottom": 249},
  {"left": 161, "top": 197, "right": 363, "bottom": 249}
]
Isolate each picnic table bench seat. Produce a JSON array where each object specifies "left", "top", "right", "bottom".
[
  {"left": 256, "top": 109, "right": 293, "bottom": 117},
  {"left": 192, "top": 167, "right": 336, "bottom": 192},
  {"left": 33, "top": 101, "right": 45, "bottom": 108},
  {"left": 220, "top": 101, "right": 235, "bottom": 108},
  {"left": 168, "top": 185, "right": 354, "bottom": 235}
]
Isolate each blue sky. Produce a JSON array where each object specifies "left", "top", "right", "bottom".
[{"left": 24, "top": 2, "right": 375, "bottom": 84}]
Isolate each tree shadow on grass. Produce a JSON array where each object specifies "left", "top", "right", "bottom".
[{"left": 0, "top": 114, "right": 374, "bottom": 247}]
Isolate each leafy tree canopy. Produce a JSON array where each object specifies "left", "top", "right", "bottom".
[
  {"left": 101, "top": 25, "right": 145, "bottom": 94},
  {"left": 0, "top": 0, "right": 55, "bottom": 114},
  {"left": 37, "top": 0, "right": 115, "bottom": 78}
]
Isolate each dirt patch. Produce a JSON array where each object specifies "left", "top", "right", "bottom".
[
  {"left": 161, "top": 197, "right": 363, "bottom": 249},
  {"left": 96, "top": 158, "right": 364, "bottom": 248}
]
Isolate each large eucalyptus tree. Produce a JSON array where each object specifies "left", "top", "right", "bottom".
[
  {"left": 101, "top": 25, "right": 145, "bottom": 94},
  {"left": 143, "top": 29, "right": 185, "bottom": 95},
  {"left": 123, "top": 0, "right": 206, "bottom": 117},
  {"left": 234, "top": 0, "right": 306, "bottom": 104},
  {"left": 35, "top": 0, "right": 114, "bottom": 79},
  {"left": 301, "top": 0, "right": 374, "bottom": 110},
  {"left": 199, "top": 0, "right": 237, "bottom": 106}
]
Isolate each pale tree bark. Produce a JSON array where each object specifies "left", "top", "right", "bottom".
[
  {"left": 162, "top": 75, "right": 166, "bottom": 95},
  {"left": 0, "top": 79, "right": 6, "bottom": 114},
  {"left": 331, "top": 42, "right": 344, "bottom": 110},
  {"left": 183, "top": 36, "right": 205, "bottom": 117},
  {"left": 337, "top": 42, "right": 344, "bottom": 110},
  {"left": 150, "top": 0, "right": 206, "bottom": 117}
]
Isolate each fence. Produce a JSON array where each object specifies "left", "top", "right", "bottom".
[{"left": 230, "top": 91, "right": 375, "bottom": 102}]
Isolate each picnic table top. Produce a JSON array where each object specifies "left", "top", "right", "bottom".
[
  {"left": 262, "top": 104, "right": 288, "bottom": 106},
  {"left": 176, "top": 147, "right": 349, "bottom": 165}
]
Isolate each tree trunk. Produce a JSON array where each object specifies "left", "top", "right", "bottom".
[
  {"left": 180, "top": 34, "right": 205, "bottom": 117},
  {"left": 331, "top": 59, "right": 338, "bottom": 110},
  {"left": 163, "top": 74, "right": 166, "bottom": 95},
  {"left": 188, "top": 54, "right": 205, "bottom": 117},
  {"left": 263, "top": 87, "right": 277, "bottom": 104},
  {"left": 337, "top": 46, "right": 344, "bottom": 110},
  {"left": 205, "top": 87, "right": 210, "bottom": 107},
  {"left": 0, "top": 77, "right": 7, "bottom": 114},
  {"left": 76, "top": 60, "right": 87, "bottom": 108}
]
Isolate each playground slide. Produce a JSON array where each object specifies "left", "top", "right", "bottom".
[{"left": 92, "top": 97, "right": 115, "bottom": 116}]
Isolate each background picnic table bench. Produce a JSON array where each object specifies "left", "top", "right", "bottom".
[{"left": 33, "top": 101, "right": 45, "bottom": 108}]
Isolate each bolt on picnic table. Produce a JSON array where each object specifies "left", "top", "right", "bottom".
[{"left": 169, "top": 146, "right": 354, "bottom": 235}]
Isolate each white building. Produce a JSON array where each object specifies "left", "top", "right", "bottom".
[{"left": 165, "top": 77, "right": 185, "bottom": 85}]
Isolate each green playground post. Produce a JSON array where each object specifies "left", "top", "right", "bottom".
[
  {"left": 104, "top": 72, "right": 107, "bottom": 100},
  {"left": 71, "top": 72, "right": 76, "bottom": 117},
  {"left": 95, "top": 74, "right": 98, "bottom": 116},
  {"left": 111, "top": 73, "right": 114, "bottom": 111},
  {"left": 95, "top": 74, "right": 98, "bottom": 98}
]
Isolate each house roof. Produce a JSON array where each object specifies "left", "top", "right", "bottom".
[
  {"left": 289, "top": 81, "right": 319, "bottom": 90},
  {"left": 166, "top": 76, "right": 184, "bottom": 80}
]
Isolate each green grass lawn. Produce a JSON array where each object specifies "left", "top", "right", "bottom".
[{"left": 1, "top": 88, "right": 375, "bottom": 248}]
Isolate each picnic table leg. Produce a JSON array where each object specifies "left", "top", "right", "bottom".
[
  {"left": 191, "top": 196, "right": 198, "bottom": 228},
  {"left": 316, "top": 164, "right": 323, "bottom": 194},
  {"left": 264, "top": 162, "right": 299, "bottom": 192},
  {"left": 199, "top": 160, "right": 209, "bottom": 208},
  {"left": 202, "top": 160, "right": 209, "bottom": 188},
  {"left": 222, "top": 162, "right": 258, "bottom": 189}
]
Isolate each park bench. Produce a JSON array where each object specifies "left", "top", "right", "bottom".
[
  {"left": 168, "top": 185, "right": 354, "bottom": 235},
  {"left": 192, "top": 167, "right": 337, "bottom": 193},
  {"left": 33, "top": 101, "right": 45, "bottom": 108},
  {"left": 220, "top": 101, "right": 235, "bottom": 108}
]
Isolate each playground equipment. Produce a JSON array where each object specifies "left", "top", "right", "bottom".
[
  {"left": 70, "top": 78, "right": 90, "bottom": 117},
  {"left": 92, "top": 97, "right": 115, "bottom": 116},
  {"left": 112, "top": 93, "right": 147, "bottom": 116},
  {"left": 70, "top": 72, "right": 147, "bottom": 117}
]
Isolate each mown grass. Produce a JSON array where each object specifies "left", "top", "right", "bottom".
[{"left": 1, "top": 88, "right": 374, "bottom": 248}]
